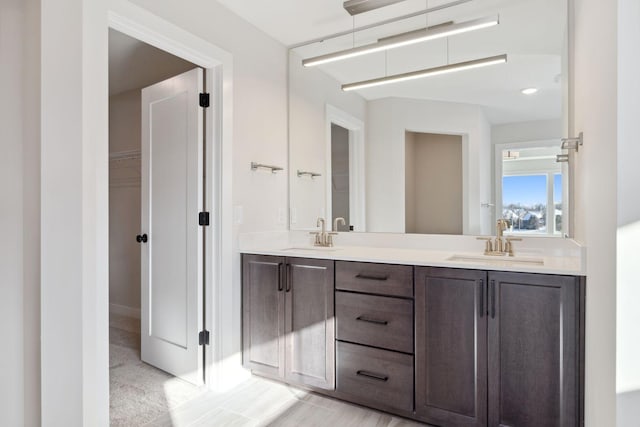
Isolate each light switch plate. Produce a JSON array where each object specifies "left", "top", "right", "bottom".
[{"left": 233, "top": 205, "right": 243, "bottom": 225}]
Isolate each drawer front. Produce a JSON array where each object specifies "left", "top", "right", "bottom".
[
  {"left": 336, "top": 291, "right": 413, "bottom": 353},
  {"left": 337, "top": 341, "right": 414, "bottom": 413},
  {"left": 336, "top": 261, "right": 413, "bottom": 298}
]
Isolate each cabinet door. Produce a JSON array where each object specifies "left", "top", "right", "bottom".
[
  {"left": 242, "top": 254, "right": 285, "bottom": 378},
  {"left": 285, "top": 257, "right": 335, "bottom": 389},
  {"left": 488, "top": 272, "right": 579, "bottom": 427},
  {"left": 415, "top": 267, "right": 487, "bottom": 427}
]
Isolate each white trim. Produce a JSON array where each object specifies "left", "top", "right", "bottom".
[
  {"left": 109, "top": 303, "right": 141, "bottom": 319},
  {"left": 325, "top": 104, "right": 366, "bottom": 231},
  {"left": 107, "top": 0, "right": 235, "bottom": 391}
]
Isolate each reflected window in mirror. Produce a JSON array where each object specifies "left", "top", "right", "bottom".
[{"left": 497, "top": 144, "right": 567, "bottom": 237}]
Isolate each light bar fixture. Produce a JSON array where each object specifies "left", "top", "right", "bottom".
[
  {"left": 302, "top": 15, "right": 499, "bottom": 68},
  {"left": 342, "top": 54, "right": 507, "bottom": 91},
  {"left": 343, "top": 0, "right": 408, "bottom": 16}
]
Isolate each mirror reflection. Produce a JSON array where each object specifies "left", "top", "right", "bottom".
[{"left": 289, "top": 0, "right": 569, "bottom": 236}]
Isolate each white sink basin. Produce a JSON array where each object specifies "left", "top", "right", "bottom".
[
  {"left": 447, "top": 254, "right": 544, "bottom": 266},
  {"left": 280, "top": 246, "right": 341, "bottom": 252}
]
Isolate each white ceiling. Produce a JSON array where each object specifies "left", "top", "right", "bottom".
[
  {"left": 109, "top": 29, "right": 196, "bottom": 96},
  {"left": 216, "top": 0, "right": 567, "bottom": 124}
]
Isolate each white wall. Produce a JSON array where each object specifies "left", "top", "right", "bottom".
[
  {"left": 109, "top": 90, "right": 142, "bottom": 317},
  {"left": 617, "top": 0, "right": 640, "bottom": 422},
  {"left": 367, "top": 98, "right": 491, "bottom": 235},
  {"left": 492, "top": 119, "right": 562, "bottom": 145},
  {"left": 1, "top": 0, "right": 40, "bottom": 425},
  {"left": 0, "top": 1, "right": 25, "bottom": 425},
  {"left": 22, "top": 1, "right": 41, "bottom": 425},
  {"left": 572, "top": 0, "right": 618, "bottom": 425},
  {"left": 40, "top": 0, "right": 110, "bottom": 424},
  {"left": 289, "top": 50, "right": 367, "bottom": 230}
]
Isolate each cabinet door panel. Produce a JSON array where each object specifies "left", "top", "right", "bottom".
[
  {"left": 285, "top": 257, "right": 335, "bottom": 389},
  {"left": 242, "top": 255, "right": 285, "bottom": 378},
  {"left": 488, "top": 272, "right": 578, "bottom": 427},
  {"left": 416, "top": 267, "right": 487, "bottom": 427}
]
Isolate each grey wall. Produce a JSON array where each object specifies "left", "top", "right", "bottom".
[{"left": 331, "top": 124, "right": 350, "bottom": 231}]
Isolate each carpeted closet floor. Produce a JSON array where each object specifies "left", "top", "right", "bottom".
[{"left": 109, "top": 313, "right": 205, "bottom": 426}]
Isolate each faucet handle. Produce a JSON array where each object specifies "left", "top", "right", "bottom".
[
  {"left": 476, "top": 237, "right": 493, "bottom": 254},
  {"left": 309, "top": 231, "right": 322, "bottom": 246},
  {"left": 505, "top": 237, "right": 522, "bottom": 257}
]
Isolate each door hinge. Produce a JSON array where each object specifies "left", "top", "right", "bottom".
[
  {"left": 199, "top": 211, "right": 210, "bottom": 226},
  {"left": 199, "top": 93, "right": 210, "bottom": 108},
  {"left": 199, "top": 330, "right": 210, "bottom": 346}
]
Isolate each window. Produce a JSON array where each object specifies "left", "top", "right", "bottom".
[{"left": 497, "top": 144, "right": 566, "bottom": 236}]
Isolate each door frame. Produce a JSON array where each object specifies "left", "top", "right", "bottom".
[{"left": 108, "top": 0, "right": 234, "bottom": 390}]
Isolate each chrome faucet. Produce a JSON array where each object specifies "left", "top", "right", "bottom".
[
  {"left": 476, "top": 219, "right": 522, "bottom": 256},
  {"left": 313, "top": 218, "right": 327, "bottom": 246},
  {"left": 495, "top": 219, "right": 508, "bottom": 253},
  {"left": 310, "top": 217, "right": 345, "bottom": 247}
]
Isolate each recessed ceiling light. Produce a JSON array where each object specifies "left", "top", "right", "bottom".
[{"left": 521, "top": 88, "right": 538, "bottom": 95}]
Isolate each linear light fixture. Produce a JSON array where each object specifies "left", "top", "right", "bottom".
[
  {"left": 343, "top": 0, "right": 408, "bottom": 16},
  {"left": 303, "top": 15, "right": 499, "bottom": 67},
  {"left": 342, "top": 54, "right": 507, "bottom": 91}
]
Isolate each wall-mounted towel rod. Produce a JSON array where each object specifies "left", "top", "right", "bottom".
[
  {"left": 557, "top": 132, "right": 583, "bottom": 163},
  {"left": 251, "top": 162, "right": 283, "bottom": 173},
  {"left": 297, "top": 170, "right": 322, "bottom": 178},
  {"left": 561, "top": 132, "right": 583, "bottom": 151}
]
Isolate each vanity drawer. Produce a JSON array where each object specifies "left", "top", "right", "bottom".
[
  {"left": 337, "top": 341, "right": 414, "bottom": 413},
  {"left": 336, "top": 291, "right": 413, "bottom": 353},
  {"left": 335, "top": 261, "right": 413, "bottom": 298}
]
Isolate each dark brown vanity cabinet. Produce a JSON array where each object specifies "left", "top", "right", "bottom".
[
  {"left": 415, "top": 267, "right": 584, "bottom": 427},
  {"left": 415, "top": 267, "right": 487, "bottom": 427},
  {"left": 335, "top": 261, "right": 415, "bottom": 414},
  {"left": 487, "top": 271, "right": 582, "bottom": 427},
  {"left": 242, "top": 254, "right": 335, "bottom": 390}
]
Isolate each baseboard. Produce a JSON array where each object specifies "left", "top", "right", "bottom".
[{"left": 109, "top": 303, "right": 141, "bottom": 319}]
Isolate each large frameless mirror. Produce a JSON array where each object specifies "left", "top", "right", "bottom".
[{"left": 289, "top": 0, "right": 570, "bottom": 236}]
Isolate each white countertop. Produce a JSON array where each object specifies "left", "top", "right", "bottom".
[{"left": 239, "top": 232, "right": 586, "bottom": 276}]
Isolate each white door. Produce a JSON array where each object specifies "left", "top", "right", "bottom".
[{"left": 141, "top": 68, "right": 204, "bottom": 385}]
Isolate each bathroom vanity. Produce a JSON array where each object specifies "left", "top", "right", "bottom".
[{"left": 241, "top": 234, "right": 585, "bottom": 427}]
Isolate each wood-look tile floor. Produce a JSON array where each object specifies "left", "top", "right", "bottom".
[
  {"left": 109, "top": 314, "right": 426, "bottom": 426},
  {"left": 146, "top": 375, "right": 428, "bottom": 427}
]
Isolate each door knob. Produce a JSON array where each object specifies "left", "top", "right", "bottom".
[{"left": 136, "top": 234, "right": 148, "bottom": 243}]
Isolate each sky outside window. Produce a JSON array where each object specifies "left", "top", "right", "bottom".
[{"left": 503, "top": 175, "right": 547, "bottom": 206}]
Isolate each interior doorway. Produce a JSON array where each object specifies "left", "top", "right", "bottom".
[
  {"left": 108, "top": 29, "right": 208, "bottom": 424},
  {"left": 330, "top": 123, "right": 351, "bottom": 231},
  {"left": 325, "top": 105, "right": 366, "bottom": 232},
  {"left": 404, "top": 131, "right": 463, "bottom": 235}
]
